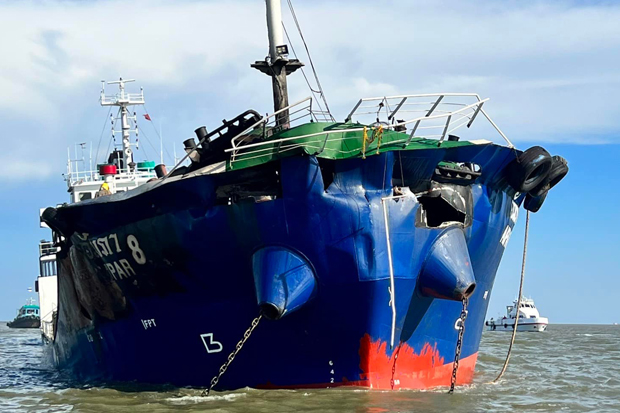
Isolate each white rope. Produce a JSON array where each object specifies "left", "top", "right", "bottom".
[{"left": 492, "top": 210, "right": 530, "bottom": 383}]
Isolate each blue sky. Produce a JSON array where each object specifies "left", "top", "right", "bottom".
[{"left": 0, "top": 0, "right": 619, "bottom": 322}]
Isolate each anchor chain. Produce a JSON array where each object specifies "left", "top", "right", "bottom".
[
  {"left": 449, "top": 297, "right": 469, "bottom": 394},
  {"left": 201, "top": 314, "right": 263, "bottom": 397},
  {"left": 390, "top": 344, "right": 402, "bottom": 390}
]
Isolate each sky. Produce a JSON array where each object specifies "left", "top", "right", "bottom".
[{"left": 0, "top": 0, "right": 619, "bottom": 323}]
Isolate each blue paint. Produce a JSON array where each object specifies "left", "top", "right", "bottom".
[
  {"left": 418, "top": 227, "right": 476, "bottom": 301},
  {"left": 252, "top": 246, "right": 317, "bottom": 319},
  {"left": 46, "top": 143, "right": 526, "bottom": 389}
]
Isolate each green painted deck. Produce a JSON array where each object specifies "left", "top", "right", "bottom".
[{"left": 227, "top": 122, "right": 477, "bottom": 171}]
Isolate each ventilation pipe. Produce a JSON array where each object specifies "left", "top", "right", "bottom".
[
  {"left": 252, "top": 246, "right": 317, "bottom": 320},
  {"left": 418, "top": 227, "right": 476, "bottom": 301},
  {"left": 154, "top": 164, "right": 167, "bottom": 178},
  {"left": 183, "top": 138, "right": 201, "bottom": 163}
]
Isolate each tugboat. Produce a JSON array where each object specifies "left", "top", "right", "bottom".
[
  {"left": 486, "top": 298, "right": 549, "bottom": 332},
  {"left": 7, "top": 299, "right": 41, "bottom": 329},
  {"left": 38, "top": 0, "right": 569, "bottom": 391}
]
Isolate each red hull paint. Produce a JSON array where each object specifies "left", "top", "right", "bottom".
[
  {"left": 356, "top": 334, "right": 477, "bottom": 389},
  {"left": 258, "top": 335, "right": 478, "bottom": 390}
]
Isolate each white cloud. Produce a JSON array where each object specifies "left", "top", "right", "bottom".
[
  {"left": 0, "top": 0, "right": 619, "bottom": 182},
  {"left": 0, "top": 159, "right": 54, "bottom": 180}
]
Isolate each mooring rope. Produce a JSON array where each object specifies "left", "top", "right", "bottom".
[{"left": 492, "top": 209, "right": 530, "bottom": 383}]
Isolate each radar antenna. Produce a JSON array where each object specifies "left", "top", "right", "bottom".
[{"left": 100, "top": 78, "right": 145, "bottom": 172}]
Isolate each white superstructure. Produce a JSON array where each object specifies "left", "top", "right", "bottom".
[
  {"left": 36, "top": 217, "right": 59, "bottom": 342},
  {"left": 38, "top": 78, "right": 163, "bottom": 342},
  {"left": 65, "top": 78, "right": 160, "bottom": 203},
  {"left": 486, "top": 297, "right": 549, "bottom": 332}
]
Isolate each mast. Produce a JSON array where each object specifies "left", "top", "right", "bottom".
[
  {"left": 252, "top": 0, "right": 303, "bottom": 129},
  {"left": 100, "top": 78, "right": 145, "bottom": 172}
]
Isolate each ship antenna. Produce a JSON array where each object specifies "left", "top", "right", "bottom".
[
  {"left": 252, "top": 0, "right": 303, "bottom": 129},
  {"left": 100, "top": 77, "right": 145, "bottom": 172}
]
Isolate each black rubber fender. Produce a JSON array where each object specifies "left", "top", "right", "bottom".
[
  {"left": 530, "top": 155, "right": 569, "bottom": 196},
  {"left": 524, "top": 190, "right": 548, "bottom": 213},
  {"left": 505, "top": 146, "right": 553, "bottom": 193},
  {"left": 41, "top": 207, "right": 70, "bottom": 236}
]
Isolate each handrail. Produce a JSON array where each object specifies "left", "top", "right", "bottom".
[
  {"left": 346, "top": 93, "right": 513, "bottom": 148},
  {"left": 65, "top": 168, "right": 158, "bottom": 186},
  {"left": 166, "top": 93, "right": 514, "bottom": 171},
  {"left": 225, "top": 95, "right": 489, "bottom": 162},
  {"left": 229, "top": 97, "right": 313, "bottom": 149},
  {"left": 39, "top": 241, "right": 58, "bottom": 257}
]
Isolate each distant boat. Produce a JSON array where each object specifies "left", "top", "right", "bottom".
[
  {"left": 7, "top": 299, "right": 41, "bottom": 329},
  {"left": 485, "top": 298, "right": 548, "bottom": 332}
]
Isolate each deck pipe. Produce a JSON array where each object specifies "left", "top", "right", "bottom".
[
  {"left": 417, "top": 227, "right": 476, "bottom": 301},
  {"left": 252, "top": 246, "right": 317, "bottom": 320}
]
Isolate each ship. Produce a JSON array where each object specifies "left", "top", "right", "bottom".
[
  {"left": 38, "top": 0, "right": 569, "bottom": 391},
  {"left": 486, "top": 298, "right": 549, "bottom": 332},
  {"left": 7, "top": 299, "right": 41, "bottom": 329},
  {"left": 36, "top": 237, "right": 59, "bottom": 342}
]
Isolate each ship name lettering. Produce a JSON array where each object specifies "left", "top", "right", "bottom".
[
  {"left": 109, "top": 233, "right": 122, "bottom": 253},
  {"left": 89, "top": 240, "right": 103, "bottom": 258},
  {"left": 97, "top": 237, "right": 112, "bottom": 256},
  {"left": 105, "top": 258, "right": 137, "bottom": 280},
  {"left": 85, "top": 233, "right": 124, "bottom": 259},
  {"left": 84, "top": 233, "right": 147, "bottom": 268},
  {"left": 127, "top": 235, "right": 146, "bottom": 265}
]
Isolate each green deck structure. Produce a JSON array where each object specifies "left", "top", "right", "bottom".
[{"left": 227, "top": 121, "right": 478, "bottom": 171}]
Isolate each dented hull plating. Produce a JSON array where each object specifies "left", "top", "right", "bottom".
[{"left": 49, "top": 146, "right": 520, "bottom": 390}]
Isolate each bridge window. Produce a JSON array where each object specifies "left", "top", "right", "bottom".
[{"left": 40, "top": 260, "right": 57, "bottom": 277}]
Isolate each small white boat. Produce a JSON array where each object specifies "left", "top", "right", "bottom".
[{"left": 486, "top": 298, "right": 548, "bottom": 332}]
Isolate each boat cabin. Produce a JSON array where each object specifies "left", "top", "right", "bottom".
[
  {"left": 505, "top": 297, "right": 541, "bottom": 319},
  {"left": 17, "top": 304, "right": 39, "bottom": 318},
  {"left": 66, "top": 151, "right": 158, "bottom": 203}
]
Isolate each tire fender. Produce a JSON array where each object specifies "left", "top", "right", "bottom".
[
  {"left": 506, "top": 146, "right": 553, "bottom": 192},
  {"left": 530, "top": 155, "right": 569, "bottom": 197},
  {"left": 524, "top": 190, "right": 548, "bottom": 213}
]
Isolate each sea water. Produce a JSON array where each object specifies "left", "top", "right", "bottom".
[{"left": 1, "top": 323, "right": 619, "bottom": 412}]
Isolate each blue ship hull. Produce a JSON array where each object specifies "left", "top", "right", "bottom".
[{"left": 48, "top": 145, "right": 521, "bottom": 390}]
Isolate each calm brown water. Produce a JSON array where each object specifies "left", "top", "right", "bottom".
[{"left": 1, "top": 323, "right": 619, "bottom": 412}]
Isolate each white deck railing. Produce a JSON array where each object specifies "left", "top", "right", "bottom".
[
  {"left": 100, "top": 92, "right": 145, "bottom": 106},
  {"left": 224, "top": 93, "right": 513, "bottom": 166},
  {"left": 39, "top": 241, "right": 58, "bottom": 257},
  {"left": 64, "top": 168, "right": 157, "bottom": 187},
  {"left": 345, "top": 93, "right": 511, "bottom": 146},
  {"left": 219, "top": 97, "right": 329, "bottom": 163}
]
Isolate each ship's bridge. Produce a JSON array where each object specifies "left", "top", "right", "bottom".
[
  {"left": 65, "top": 143, "right": 161, "bottom": 203},
  {"left": 507, "top": 298, "right": 541, "bottom": 319}
]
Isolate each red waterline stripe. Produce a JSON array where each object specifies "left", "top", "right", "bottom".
[{"left": 256, "top": 352, "right": 479, "bottom": 390}]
